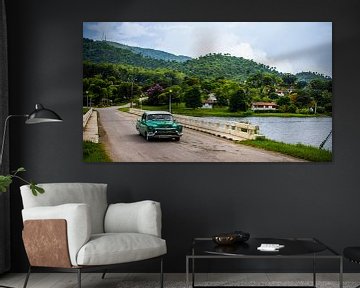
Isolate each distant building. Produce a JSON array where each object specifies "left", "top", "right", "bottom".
[
  {"left": 251, "top": 102, "right": 278, "bottom": 111},
  {"left": 275, "top": 88, "right": 294, "bottom": 96},
  {"left": 202, "top": 93, "right": 217, "bottom": 109},
  {"left": 275, "top": 89, "right": 285, "bottom": 97}
]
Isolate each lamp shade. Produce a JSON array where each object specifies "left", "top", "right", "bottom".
[{"left": 25, "top": 104, "right": 63, "bottom": 124}]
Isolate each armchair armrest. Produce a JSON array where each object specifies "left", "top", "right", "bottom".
[
  {"left": 104, "top": 200, "right": 162, "bottom": 237},
  {"left": 22, "top": 203, "right": 91, "bottom": 266}
]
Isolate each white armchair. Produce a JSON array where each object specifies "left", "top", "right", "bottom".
[{"left": 20, "top": 183, "right": 166, "bottom": 288}]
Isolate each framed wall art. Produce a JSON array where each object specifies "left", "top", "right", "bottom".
[{"left": 82, "top": 22, "right": 332, "bottom": 162}]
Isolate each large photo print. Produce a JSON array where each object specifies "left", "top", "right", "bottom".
[{"left": 82, "top": 22, "right": 332, "bottom": 162}]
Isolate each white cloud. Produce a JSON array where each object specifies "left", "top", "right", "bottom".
[{"left": 116, "top": 22, "right": 149, "bottom": 39}]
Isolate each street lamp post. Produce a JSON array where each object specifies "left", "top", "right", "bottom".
[
  {"left": 169, "top": 89, "right": 172, "bottom": 113},
  {"left": 128, "top": 75, "right": 137, "bottom": 108},
  {"left": 130, "top": 80, "right": 134, "bottom": 108},
  {"left": 85, "top": 91, "right": 89, "bottom": 108}
]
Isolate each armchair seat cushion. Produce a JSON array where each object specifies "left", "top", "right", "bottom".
[{"left": 76, "top": 233, "right": 167, "bottom": 266}]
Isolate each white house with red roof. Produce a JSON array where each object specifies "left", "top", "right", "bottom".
[{"left": 251, "top": 102, "right": 278, "bottom": 111}]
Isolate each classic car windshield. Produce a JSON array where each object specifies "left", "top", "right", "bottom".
[{"left": 147, "top": 114, "right": 173, "bottom": 121}]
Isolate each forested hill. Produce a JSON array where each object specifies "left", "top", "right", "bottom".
[
  {"left": 182, "top": 54, "right": 279, "bottom": 81},
  {"left": 295, "top": 72, "right": 332, "bottom": 83},
  {"left": 106, "top": 41, "right": 192, "bottom": 62},
  {"left": 83, "top": 38, "right": 177, "bottom": 70},
  {"left": 83, "top": 38, "right": 331, "bottom": 82}
]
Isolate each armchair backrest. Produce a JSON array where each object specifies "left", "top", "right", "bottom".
[{"left": 20, "top": 183, "right": 108, "bottom": 234}]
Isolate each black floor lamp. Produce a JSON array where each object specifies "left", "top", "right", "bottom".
[
  {"left": 0, "top": 103, "right": 63, "bottom": 167},
  {"left": 0, "top": 103, "right": 62, "bottom": 288}
]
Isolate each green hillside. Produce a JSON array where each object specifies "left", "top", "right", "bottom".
[
  {"left": 106, "top": 41, "right": 192, "bottom": 62},
  {"left": 83, "top": 38, "right": 281, "bottom": 81},
  {"left": 83, "top": 38, "right": 179, "bottom": 70},
  {"left": 182, "top": 53, "right": 279, "bottom": 81},
  {"left": 83, "top": 38, "right": 332, "bottom": 116},
  {"left": 296, "top": 72, "right": 331, "bottom": 83}
]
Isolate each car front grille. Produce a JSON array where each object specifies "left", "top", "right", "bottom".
[{"left": 155, "top": 128, "right": 177, "bottom": 135}]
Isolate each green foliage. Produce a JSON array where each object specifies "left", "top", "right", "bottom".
[
  {"left": 0, "top": 175, "right": 12, "bottom": 192},
  {"left": 83, "top": 141, "right": 112, "bottom": 162},
  {"left": 0, "top": 167, "right": 43, "bottom": 196},
  {"left": 296, "top": 71, "right": 331, "bottom": 83},
  {"left": 229, "top": 89, "right": 249, "bottom": 112},
  {"left": 277, "top": 96, "right": 291, "bottom": 106},
  {"left": 184, "top": 86, "right": 202, "bottom": 108},
  {"left": 106, "top": 40, "right": 192, "bottom": 62},
  {"left": 281, "top": 73, "right": 297, "bottom": 86},
  {"left": 83, "top": 38, "right": 179, "bottom": 70},
  {"left": 84, "top": 39, "right": 279, "bottom": 81},
  {"left": 145, "top": 84, "right": 164, "bottom": 106},
  {"left": 239, "top": 139, "right": 332, "bottom": 162},
  {"left": 83, "top": 38, "right": 332, "bottom": 114},
  {"left": 118, "top": 107, "right": 130, "bottom": 113},
  {"left": 140, "top": 104, "right": 254, "bottom": 117},
  {"left": 30, "top": 182, "right": 45, "bottom": 196}
]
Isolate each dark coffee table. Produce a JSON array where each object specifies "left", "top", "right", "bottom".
[{"left": 186, "top": 237, "right": 342, "bottom": 288}]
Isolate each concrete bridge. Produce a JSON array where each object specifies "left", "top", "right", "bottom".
[
  {"left": 128, "top": 108, "right": 264, "bottom": 141},
  {"left": 83, "top": 108, "right": 99, "bottom": 143}
]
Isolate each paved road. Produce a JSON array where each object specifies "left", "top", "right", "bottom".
[{"left": 97, "top": 107, "right": 303, "bottom": 162}]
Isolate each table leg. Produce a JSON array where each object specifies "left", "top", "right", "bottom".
[
  {"left": 339, "top": 257, "right": 343, "bottom": 288},
  {"left": 192, "top": 257, "right": 195, "bottom": 288},
  {"left": 313, "top": 254, "right": 316, "bottom": 287},
  {"left": 186, "top": 257, "right": 189, "bottom": 288}
]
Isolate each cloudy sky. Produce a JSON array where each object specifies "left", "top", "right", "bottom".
[{"left": 83, "top": 22, "right": 332, "bottom": 76}]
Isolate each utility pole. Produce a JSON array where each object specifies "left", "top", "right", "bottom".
[
  {"left": 169, "top": 89, "right": 172, "bottom": 113},
  {"left": 131, "top": 80, "right": 134, "bottom": 108},
  {"left": 128, "top": 75, "right": 136, "bottom": 108}
]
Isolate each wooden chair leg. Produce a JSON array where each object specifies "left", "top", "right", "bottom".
[{"left": 22, "top": 266, "right": 31, "bottom": 288}]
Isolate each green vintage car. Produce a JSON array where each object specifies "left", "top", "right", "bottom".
[{"left": 136, "top": 111, "right": 183, "bottom": 141}]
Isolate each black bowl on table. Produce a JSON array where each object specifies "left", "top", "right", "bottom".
[{"left": 212, "top": 231, "right": 250, "bottom": 245}]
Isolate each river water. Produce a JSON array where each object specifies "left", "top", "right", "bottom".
[{"left": 204, "top": 116, "right": 333, "bottom": 151}]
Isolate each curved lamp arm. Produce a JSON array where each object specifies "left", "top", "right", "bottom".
[
  {"left": 0, "top": 114, "right": 28, "bottom": 168},
  {"left": 0, "top": 103, "right": 63, "bottom": 169}
]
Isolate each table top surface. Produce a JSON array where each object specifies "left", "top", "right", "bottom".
[{"left": 190, "top": 237, "right": 340, "bottom": 257}]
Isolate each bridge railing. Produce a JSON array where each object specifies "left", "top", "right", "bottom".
[
  {"left": 129, "top": 108, "right": 264, "bottom": 141},
  {"left": 83, "top": 108, "right": 93, "bottom": 130}
]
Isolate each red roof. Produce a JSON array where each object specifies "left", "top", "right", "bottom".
[{"left": 252, "top": 102, "right": 278, "bottom": 106}]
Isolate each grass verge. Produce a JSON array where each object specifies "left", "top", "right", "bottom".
[
  {"left": 83, "top": 107, "right": 90, "bottom": 114},
  {"left": 118, "top": 107, "right": 130, "bottom": 113},
  {"left": 238, "top": 138, "right": 332, "bottom": 162},
  {"left": 83, "top": 141, "right": 112, "bottom": 162}
]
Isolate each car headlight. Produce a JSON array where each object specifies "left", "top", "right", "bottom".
[{"left": 147, "top": 126, "right": 155, "bottom": 132}]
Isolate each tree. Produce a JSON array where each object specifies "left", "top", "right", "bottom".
[
  {"left": 184, "top": 86, "right": 202, "bottom": 109},
  {"left": 294, "top": 90, "right": 312, "bottom": 107},
  {"left": 277, "top": 96, "right": 291, "bottom": 107},
  {"left": 229, "top": 89, "right": 249, "bottom": 112},
  {"left": 215, "top": 94, "right": 229, "bottom": 107},
  {"left": 282, "top": 73, "right": 297, "bottom": 86},
  {"left": 114, "top": 82, "right": 141, "bottom": 102},
  {"left": 295, "top": 80, "right": 307, "bottom": 89},
  {"left": 146, "top": 84, "right": 164, "bottom": 106}
]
